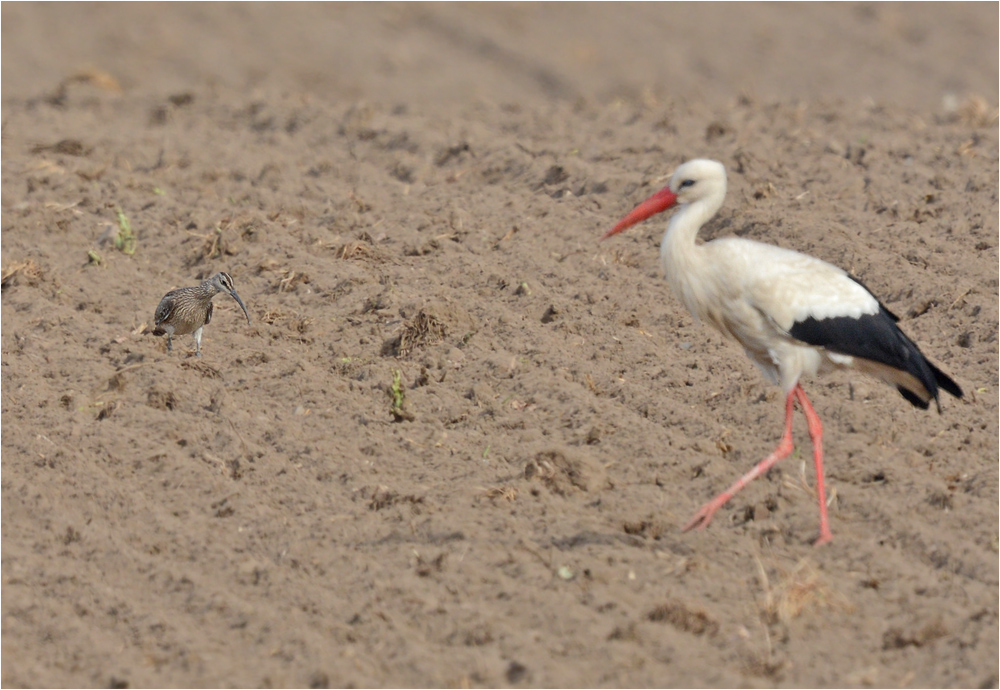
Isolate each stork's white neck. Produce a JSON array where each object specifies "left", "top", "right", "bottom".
[
  {"left": 660, "top": 190, "right": 724, "bottom": 270},
  {"left": 658, "top": 189, "right": 726, "bottom": 322}
]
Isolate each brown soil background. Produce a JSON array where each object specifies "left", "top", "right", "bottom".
[{"left": 2, "top": 3, "right": 998, "bottom": 688}]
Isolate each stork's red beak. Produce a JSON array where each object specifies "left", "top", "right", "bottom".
[{"left": 600, "top": 185, "right": 678, "bottom": 241}]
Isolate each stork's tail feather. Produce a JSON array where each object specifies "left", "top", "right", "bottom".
[
  {"left": 897, "top": 356, "right": 962, "bottom": 414},
  {"left": 928, "top": 360, "right": 963, "bottom": 400}
]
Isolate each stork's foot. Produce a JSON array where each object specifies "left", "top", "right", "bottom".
[
  {"left": 812, "top": 528, "right": 833, "bottom": 547},
  {"left": 681, "top": 494, "right": 732, "bottom": 532}
]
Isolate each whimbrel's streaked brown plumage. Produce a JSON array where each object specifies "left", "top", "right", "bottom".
[{"left": 153, "top": 272, "right": 251, "bottom": 356}]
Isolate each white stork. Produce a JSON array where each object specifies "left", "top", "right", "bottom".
[{"left": 602, "top": 158, "right": 962, "bottom": 545}]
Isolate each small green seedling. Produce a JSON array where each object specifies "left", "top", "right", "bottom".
[
  {"left": 114, "top": 207, "right": 136, "bottom": 255},
  {"left": 389, "top": 369, "right": 413, "bottom": 421}
]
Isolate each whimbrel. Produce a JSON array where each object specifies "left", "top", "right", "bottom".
[{"left": 152, "top": 272, "right": 251, "bottom": 356}]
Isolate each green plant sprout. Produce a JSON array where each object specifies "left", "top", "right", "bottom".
[{"left": 114, "top": 207, "right": 136, "bottom": 255}]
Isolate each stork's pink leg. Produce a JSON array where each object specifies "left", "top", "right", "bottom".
[
  {"left": 793, "top": 385, "right": 833, "bottom": 545},
  {"left": 682, "top": 389, "right": 796, "bottom": 533}
]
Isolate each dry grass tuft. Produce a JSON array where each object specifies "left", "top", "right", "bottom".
[
  {"left": 622, "top": 519, "right": 666, "bottom": 540},
  {"left": 278, "top": 269, "right": 310, "bottom": 293},
  {"left": 65, "top": 68, "right": 122, "bottom": 93},
  {"left": 781, "top": 460, "right": 838, "bottom": 514},
  {"left": 257, "top": 261, "right": 311, "bottom": 293},
  {"left": 609, "top": 247, "right": 641, "bottom": 268},
  {"left": 524, "top": 448, "right": 608, "bottom": 495},
  {"left": 334, "top": 240, "right": 389, "bottom": 263},
  {"left": 383, "top": 310, "right": 447, "bottom": 357},
  {"left": 95, "top": 400, "right": 120, "bottom": 420},
  {"left": 191, "top": 224, "right": 229, "bottom": 261},
  {"left": 1, "top": 259, "right": 45, "bottom": 291},
  {"left": 755, "top": 556, "right": 853, "bottom": 625},
  {"left": 956, "top": 95, "right": 999, "bottom": 128},
  {"left": 188, "top": 214, "right": 268, "bottom": 264},
  {"left": 47, "top": 68, "right": 122, "bottom": 105},
  {"left": 480, "top": 486, "right": 518, "bottom": 502},
  {"left": 260, "top": 309, "right": 284, "bottom": 325}
]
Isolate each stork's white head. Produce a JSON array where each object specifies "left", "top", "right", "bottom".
[
  {"left": 670, "top": 159, "right": 727, "bottom": 206},
  {"left": 601, "top": 158, "right": 727, "bottom": 240}
]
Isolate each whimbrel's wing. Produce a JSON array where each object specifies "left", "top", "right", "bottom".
[{"left": 153, "top": 289, "right": 182, "bottom": 329}]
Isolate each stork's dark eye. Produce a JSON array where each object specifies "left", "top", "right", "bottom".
[{"left": 679, "top": 179, "right": 696, "bottom": 189}]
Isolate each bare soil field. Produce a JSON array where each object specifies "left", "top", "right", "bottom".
[{"left": 2, "top": 4, "right": 998, "bottom": 687}]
